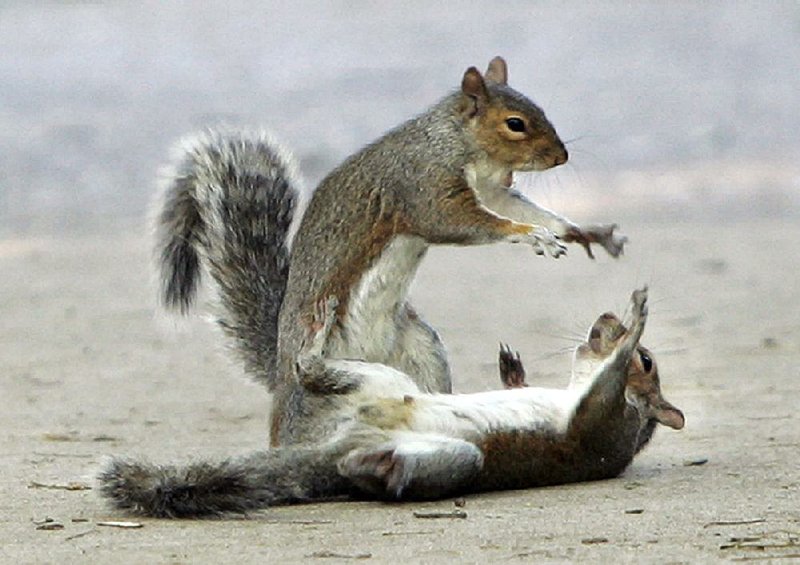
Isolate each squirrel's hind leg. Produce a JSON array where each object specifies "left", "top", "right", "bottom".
[
  {"left": 338, "top": 433, "right": 483, "bottom": 500},
  {"left": 498, "top": 344, "right": 527, "bottom": 389}
]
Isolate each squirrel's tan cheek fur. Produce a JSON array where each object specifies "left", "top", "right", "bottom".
[
  {"left": 474, "top": 107, "right": 565, "bottom": 171},
  {"left": 623, "top": 351, "right": 684, "bottom": 429},
  {"left": 474, "top": 107, "right": 532, "bottom": 169}
]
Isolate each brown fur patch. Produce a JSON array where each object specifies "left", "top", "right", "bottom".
[
  {"left": 474, "top": 430, "right": 580, "bottom": 490},
  {"left": 422, "top": 177, "right": 534, "bottom": 244},
  {"left": 473, "top": 411, "right": 641, "bottom": 492},
  {"left": 318, "top": 212, "right": 411, "bottom": 320}
]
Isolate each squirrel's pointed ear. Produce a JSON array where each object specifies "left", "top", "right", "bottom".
[
  {"left": 485, "top": 56, "right": 508, "bottom": 85},
  {"left": 461, "top": 67, "right": 489, "bottom": 118},
  {"left": 652, "top": 398, "right": 685, "bottom": 430}
]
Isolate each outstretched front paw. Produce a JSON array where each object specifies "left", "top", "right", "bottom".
[
  {"left": 625, "top": 286, "right": 649, "bottom": 343},
  {"left": 498, "top": 344, "right": 527, "bottom": 389},
  {"left": 563, "top": 224, "right": 627, "bottom": 259}
]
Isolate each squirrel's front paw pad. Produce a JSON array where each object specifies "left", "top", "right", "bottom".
[{"left": 531, "top": 227, "right": 567, "bottom": 258}]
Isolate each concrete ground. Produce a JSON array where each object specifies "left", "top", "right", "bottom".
[{"left": 2, "top": 220, "right": 798, "bottom": 563}]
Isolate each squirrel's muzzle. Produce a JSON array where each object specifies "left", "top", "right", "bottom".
[{"left": 553, "top": 146, "right": 568, "bottom": 166}]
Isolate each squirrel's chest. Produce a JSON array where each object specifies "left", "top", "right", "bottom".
[{"left": 333, "top": 235, "right": 428, "bottom": 358}]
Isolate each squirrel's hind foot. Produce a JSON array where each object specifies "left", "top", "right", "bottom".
[
  {"left": 338, "top": 436, "right": 483, "bottom": 500},
  {"left": 498, "top": 344, "right": 527, "bottom": 389}
]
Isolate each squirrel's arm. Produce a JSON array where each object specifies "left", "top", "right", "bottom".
[
  {"left": 569, "top": 288, "right": 648, "bottom": 428},
  {"left": 411, "top": 177, "right": 566, "bottom": 257},
  {"left": 473, "top": 180, "right": 627, "bottom": 258}
]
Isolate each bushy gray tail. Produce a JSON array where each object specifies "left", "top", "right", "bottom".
[
  {"left": 155, "top": 130, "right": 299, "bottom": 388},
  {"left": 99, "top": 446, "right": 349, "bottom": 518}
]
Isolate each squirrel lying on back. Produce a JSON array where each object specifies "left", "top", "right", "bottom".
[
  {"left": 100, "top": 288, "right": 684, "bottom": 517},
  {"left": 154, "top": 57, "right": 627, "bottom": 446}
]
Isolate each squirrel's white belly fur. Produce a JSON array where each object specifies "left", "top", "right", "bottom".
[
  {"left": 323, "top": 355, "right": 579, "bottom": 440},
  {"left": 408, "top": 388, "right": 578, "bottom": 438},
  {"left": 334, "top": 234, "right": 428, "bottom": 361}
]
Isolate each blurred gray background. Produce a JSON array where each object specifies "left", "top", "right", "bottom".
[{"left": 1, "top": 1, "right": 798, "bottom": 236}]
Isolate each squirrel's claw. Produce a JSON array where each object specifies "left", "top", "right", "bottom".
[{"left": 530, "top": 226, "right": 567, "bottom": 258}]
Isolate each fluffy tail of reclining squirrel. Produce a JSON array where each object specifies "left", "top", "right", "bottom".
[
  {"left": 154, "top": 57, "right": 628, "bottom": 446},
  {"left": 100, "top": 288, "right": 684, "bottom": 517}
]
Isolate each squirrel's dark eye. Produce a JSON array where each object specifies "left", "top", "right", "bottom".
[
  {"left": 505, "top": 117, "right": 526, "bottom": 133},
  {"left": 639, "top": 351, "right": 653, "bottom": 372}
]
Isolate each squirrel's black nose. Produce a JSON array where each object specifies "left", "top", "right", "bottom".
[{"left": 553, "top": 146, "right": 568, "bottom": 166}]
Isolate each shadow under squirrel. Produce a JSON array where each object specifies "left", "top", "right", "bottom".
[
  {"left": 154, "top": 56, "right": 627, "bottom": 447},
  {"left": 100, "top": 288, "right": 684, "bottom": 517}
]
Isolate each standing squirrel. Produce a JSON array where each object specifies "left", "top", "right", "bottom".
[
  {"left": 155, "top": 57, "right": 627, "bottom": 446},
  {"left": 100, "top": 288, "right": 684, "bottom": 517}
]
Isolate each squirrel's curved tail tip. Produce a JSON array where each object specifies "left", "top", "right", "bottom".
[
  {"left": 153, "top": 159, "right": 206, "bottom": 315},
  {"left": 98, "top": 458, "right": 195, "bottom": 518},
  {"left": 151, "top": 128, "right": 299, "bottom": 388},
  {"left": 99, "top": 458, "right": 170, "bottom": 517},
  {"left": 157, "top": 216, "right": 203, "bottom": 315},
  {"left": 153, "top": 128, "right": 300, "bottom": 316}
]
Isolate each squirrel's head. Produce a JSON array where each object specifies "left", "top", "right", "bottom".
[
  {"left": 572, "top": 311, "right": 685, "bottom": 439},
  {"left": 459, "top": 57, "right": 568, "bottom": 172}
]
